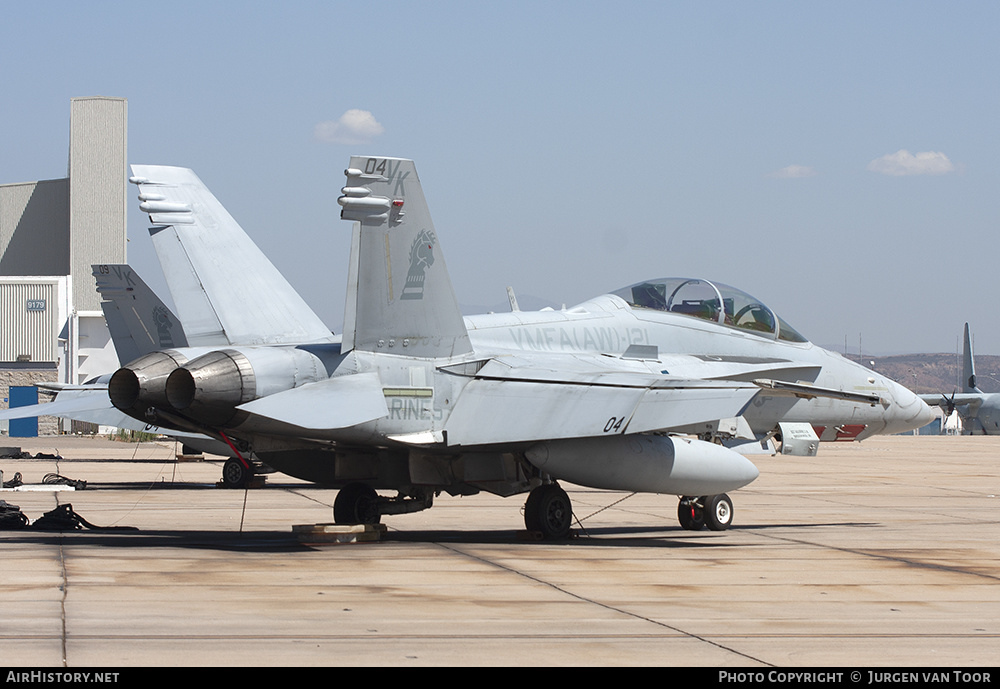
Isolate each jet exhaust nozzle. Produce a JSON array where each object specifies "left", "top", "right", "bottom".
[
  {"left": 165, "top": 350, "right": 256, "bottom": 427},
  {"left": 163, "top": 346, "right": 330, "bottom": 429},
  {"left": 109, "top": 350, "right": 190, "bottom": 419},
  {"left": 525, "top": 434, "right": 759, "bottom": 496}
]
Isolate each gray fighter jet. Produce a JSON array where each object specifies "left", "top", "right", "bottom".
[
  {"left": 921, "top": 323, "right": 1000, "bottom": 434},
  {"left": 101, "top": 157, "right": 932, "bottom": 537},
  {"left": 0, "top": 265, "right": 229, "bottom": 454}
]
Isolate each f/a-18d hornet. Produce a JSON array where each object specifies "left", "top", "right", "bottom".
[
  {"left": 95, "top": 158, "right": 933, "bottom": 538},
  {"left": 921, "top": 323, "right": 1000, "bottom": 434}
]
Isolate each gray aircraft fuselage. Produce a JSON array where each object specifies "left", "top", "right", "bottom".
[
  {"left": 463, "top": 293, "right": 933, "bottom": 442},
  {"left": 127, "top": 285, "right": 932, "bottom": 453}
]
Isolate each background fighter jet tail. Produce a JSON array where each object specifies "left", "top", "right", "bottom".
[
  {"left": 93, "top": 264, "right": 191, "bottom": 366},
  {"left": 963, "top": 322, "right": 981, "bottom": 393},
  {"left": 338, "top": 157, "right": 473, "bottom": 358},
  {"left": 129, "top": 165, "right": 335, "bottom": 347}
]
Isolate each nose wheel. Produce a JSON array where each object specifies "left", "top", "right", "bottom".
[{"left": 678, "top": 494, "right": 733, "bottom": 531}]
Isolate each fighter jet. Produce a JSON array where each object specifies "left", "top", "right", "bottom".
[
  {"left": 103, "top": 157, "right": 932, "bottom": 538},
  {"left": 0, "top": 265, "right": 230, "bottom": 455},
  {"left": 0, "top": 160, "right": 346, "bottom": 480},
  {"left": 921, "top": 323, "right": 1000, "bottom": 434},
  {"left": 0, "top": 231, "right": 338, "bottom": 484}
]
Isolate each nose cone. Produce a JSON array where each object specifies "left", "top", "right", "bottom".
[{"left": 883, "top": 378, "right": 936, "bottom": 434}]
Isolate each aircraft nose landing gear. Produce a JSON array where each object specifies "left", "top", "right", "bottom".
[{"left": 678, "top": 493, "right": 733, "bottom": 531}]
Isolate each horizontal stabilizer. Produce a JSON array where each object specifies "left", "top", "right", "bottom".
[
  {"left": 37, "top": 382, "right": 108, "bottom": 391},
  {"left": 130, "top": 165, "right": 335, "bottom": 346},
  {"left": 0, "top": 388, "right": 218, "bottom": 447},
  {"left": 0, "top": 389, "right": 113, "bottom": 420},
  {"left": 236, "top": 372, "right": 388, "bottom": 431}
]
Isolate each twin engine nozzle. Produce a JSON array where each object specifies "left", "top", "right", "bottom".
[{"left": 109, "top": 347, "right": 328, "bottom": 429}]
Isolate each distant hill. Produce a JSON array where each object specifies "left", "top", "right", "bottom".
[{"left": 865, "top": 353, "right": 1000, "bottom": 394}]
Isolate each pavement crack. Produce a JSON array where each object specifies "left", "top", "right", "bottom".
[
  {"left": 758, "top": 532, "right": 1000, "bottom": 582},
  {"left": 58, "top": 540, "right": 68, "bottom": 668},
  {"left": 435, "top": 541, "right": 773, "bottom": 666}
]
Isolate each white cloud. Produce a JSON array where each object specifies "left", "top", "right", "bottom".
[
  {"left": 314, "top": 109, "right": 385, "bottom": 145},
  {"left": 866, "top": 149, "right": 955, "bottom": 176},
  {"left": 768, "top": 164, "right": 817, "bottom": 179}
]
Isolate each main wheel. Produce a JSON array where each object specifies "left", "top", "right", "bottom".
[
  {"left": 678, "top": 497, "right": 705, "bottom": 530},
  {"left": 221, "top": 457, "right": 252, "bottom": 489},
  {"left": 334, "top": 483, "right": 381, "bottom": 525},
  {"left": 703, "top": 493, "right": 734, "bottom": 531},
  {"left": 524, "top": 484, "right": 573, "bottom": 539}
]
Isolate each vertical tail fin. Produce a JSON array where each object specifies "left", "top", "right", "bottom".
[
  {"left": 92, "top": 264, "right": 189, "bottom": 365},
  {"left": 129, "top": 165, "right": 335, "bottom": 346},
  {"left": 963, "top": 322, "right": 981, "bottom": 393},
  {"left": 338, "top": 157, "right": 472, "bottom": 358}
]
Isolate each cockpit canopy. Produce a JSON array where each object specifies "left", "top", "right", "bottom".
[{"left": 611, "top": 278, "right": 808, "bottom": 343}]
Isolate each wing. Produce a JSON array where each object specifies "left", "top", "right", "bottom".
[
  {"left": 920, "top": 393, "right": 984, "bottom": 415},
  {"left": 0, "top": 387, "right": 221, "bottom": 446},
  {"left": 439, "top": 355, "right": 760, "bottom": 447}
]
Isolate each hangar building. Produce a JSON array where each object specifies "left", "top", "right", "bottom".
[{"left": 0, "top": 96, "right": 127, "bottom": 435}]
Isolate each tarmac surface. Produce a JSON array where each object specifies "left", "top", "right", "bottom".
[{"left": 0, "top": 433, "right": 997, "bottom": 667}]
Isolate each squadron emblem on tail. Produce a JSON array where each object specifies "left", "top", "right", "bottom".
[{"left": 401, "top": 229, "right": 436, "bottom": 301}]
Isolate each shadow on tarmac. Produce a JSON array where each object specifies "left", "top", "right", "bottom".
[{"left": 1, "top": 520, "right": 882, "bottom": 551}]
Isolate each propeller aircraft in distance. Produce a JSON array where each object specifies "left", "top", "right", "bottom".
[{"left": 921, "top": 323, "right": 1000, "bottom": 434}]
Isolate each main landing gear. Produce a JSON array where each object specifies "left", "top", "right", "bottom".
[
  {"left": 329, "top": 482, "right": 734, "bottom": 537},
  {"left": 677, "top": 493, "right": 734, "bottom": 531},
  {"left": 332, "top": 483, "right": 435, "bottom": 526},
  {"left": 523, "top": 483, "right": 574, "bottom": 540},
  {"left": 333, "top": 483, "right": 381, "bottom": 525},
  {"left": 221, "top": 457, "right": 255, "bottom": 489},
  {"left": 220, "top": 457, "right": 274, "bottom": 489}
]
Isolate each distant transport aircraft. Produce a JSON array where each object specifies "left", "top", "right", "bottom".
[
  {"left": 87, "top": 157, "right": 932, "bottom": 538},
  {"left": 921, "top": 323, "right": 1000, "bottom": 434}
]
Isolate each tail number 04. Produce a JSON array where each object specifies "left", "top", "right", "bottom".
[{"left": 604, "top": 416, "right": 627, "bottom": 433}]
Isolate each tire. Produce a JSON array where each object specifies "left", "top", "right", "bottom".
[
  {"left": 334, "top": 483, "right": 381, "bottom": 525},
  {"left": 524, "top": 484, "right": 573, "bottom": 539},
  {"left": 703, "top": 493, "right": 734, "bottom": 531},
  {"left": 221, "top": 457, "right": 251, "bottom": 489},
  {"left": 678, "top": 497, "right": 705, "bottom": 530}
]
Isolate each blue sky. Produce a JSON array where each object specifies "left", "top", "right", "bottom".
[{"left": 2, "top": 1, "right": 997, "bottom": 355}]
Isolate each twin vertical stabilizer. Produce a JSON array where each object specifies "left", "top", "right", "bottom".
[
  {"left": 92, "top": 264, "right": 191, "bottom": 365},
  {"left": 338, "top": 157, "right": 472, "bottom": 359},
  {"left": 129, "top": 165, "right": 335, "bottom": 347}
]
